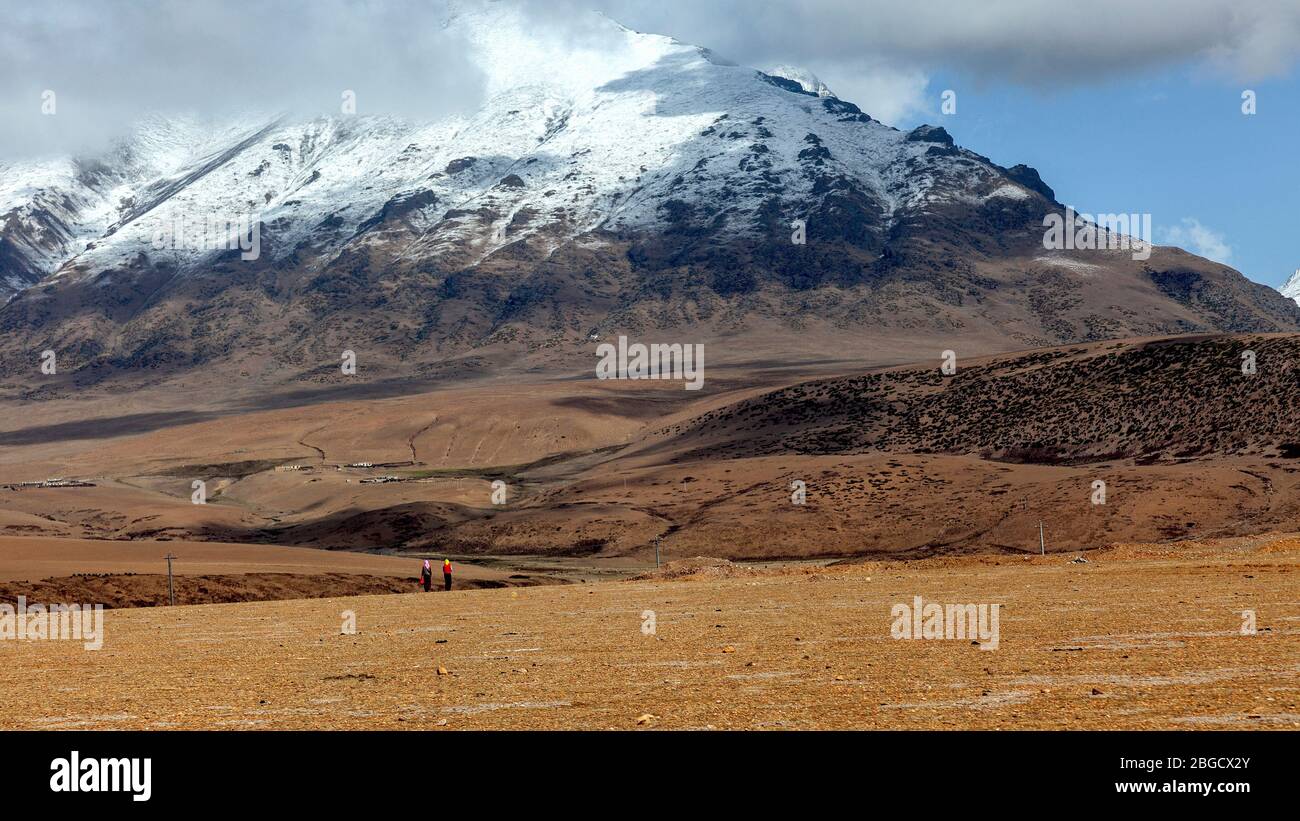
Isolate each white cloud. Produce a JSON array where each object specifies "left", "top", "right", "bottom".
[
  {"left": 588, "top": 0, "right": 1300, "bottom": 86},
  {"left": 4, "top": 0, "right": 1300, "bottom": 154},
  {"left": 815, "top": 62, "right": 932, "bottom": 126},
  {"left": 1161, "top": 218, "right": 1233, "bottom": 264},
  {"left": 546, "top": 0, "right": 1300, "bottom": 124},
  {"left": 0, "top": 0, "right": 485, "bottom": 156}
]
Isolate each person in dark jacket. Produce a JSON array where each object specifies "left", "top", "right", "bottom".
[
  {"left": 420, "top": 559, "right": 432, "bottom": 592},
  {"left": 442, "top": 558, "right": 453, "bottom": 591}
]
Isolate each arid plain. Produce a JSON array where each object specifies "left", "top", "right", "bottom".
[
  {"left": 2, "top": 334, "right": 1298, "bottom": 729},
  {"left": 7, "top": 334, "right": 1300, "bottom": 568},
  {"left": 1, "top": 535, "right": 1294, "bottom": 729}
]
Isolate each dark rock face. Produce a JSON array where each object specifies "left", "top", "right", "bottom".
[
  {"left": 757, "top": 72, "right": 818, "bottom": 97},
  {"left": 351, "top": 190, "right": 440, "bottom": 236},
  {"left": 1002, "top": 164, "right": 1056, "bottom": 202},
  {"left": 444, "top": 157, "right": 477, "bottom": 174},
  {"left": 906, "top": 125, "right": 955, "bottom": 146}
]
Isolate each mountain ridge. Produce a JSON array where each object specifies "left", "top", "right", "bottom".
[{"left": 1, "top": 5, "right": 1296, "bottom": 393}]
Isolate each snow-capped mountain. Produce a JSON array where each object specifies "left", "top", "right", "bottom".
[
  {"left": 2, "top": 7, "right": 1032, "bottom": 286},
  {"left": 1279, "top": 269, "right": 1300, "bottom": 306},
  {"left": 0, "top": 114, "right": 291, "bottom": 296},
  {"left": 1, "top": 3, "right": 1296, "bottom": 389}
]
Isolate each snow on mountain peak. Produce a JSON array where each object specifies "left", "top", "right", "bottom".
[
  {"left": 449, "top": 3, "right": 686, "bottom": 100},
  {"left": 1280, "top": 269, "right": 1300, "bottom": 305},
  {"left": 766, "top": 65, "right": 836, "bottom": 98},
  {"left": 1, "top": 2, "right": 1054, "bottom": 301}
]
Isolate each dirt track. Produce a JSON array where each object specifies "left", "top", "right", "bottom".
[
  {"left": 1, "top": 534, "right": 1294, "bottom": 729},
  {"left": 0, "top": 535, "right": 511, "bottom": 582},
  {"left": 0, "top": 536, "right": 530, "bottom": 608},
  {"left": 0, "top": 572, "right": 519, "bottom": 609}
]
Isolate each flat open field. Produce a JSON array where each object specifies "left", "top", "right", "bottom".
[
  {"left": 0, "top": 536, "right": 523, "bottom": 607},
  {"left": 2, "top": 533, "right": 1294, "bottom": 730},
  {"left": 0, "top": 536, "right": 471, "bottom": 581}
]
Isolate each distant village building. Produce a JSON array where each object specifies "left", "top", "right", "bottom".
[{"left": 4, "top": 478, "right": 95, "bottom": 490}]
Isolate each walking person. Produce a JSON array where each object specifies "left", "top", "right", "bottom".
[
  {"left": 420, "top": 559, "right": 432, "bottom": 592},
  {"left": 442, "top": 558, "right": 453, "bottom": 591}
]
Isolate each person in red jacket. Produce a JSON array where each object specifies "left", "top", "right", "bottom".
[
  {"left": 442, "top": 558, "right": 453, "bottom": 591},
  {"left": 420, "top": 559, "right": 432, "bottom": 592}
]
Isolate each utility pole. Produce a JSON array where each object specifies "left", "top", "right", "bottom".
[
  {"left": 1038, "top": 522, "right": 1045, "bottom": 556},
  {"left": 655, "top": 535, "right": 661, "bottom": 569},
  {"left": 164, "top": 554, "right": 176, "bottom": 606}
]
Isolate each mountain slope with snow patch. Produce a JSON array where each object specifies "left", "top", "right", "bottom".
[{"left": 0, "top": 6, "right": 1294, "bottom": 391}]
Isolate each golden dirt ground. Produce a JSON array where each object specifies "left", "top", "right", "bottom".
[
  {"left": 0, "top": 536, "right": 505, "bottom": 583},
  {"left": 8, "top": 346, "right": 1300, "bottom": 559},
  {"left": 1, "top": 536, "right": 1294, "bottom": 730}
]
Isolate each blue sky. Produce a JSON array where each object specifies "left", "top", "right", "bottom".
[{"left": 906, "top": 67, "right": 1299, "bottom": 289}]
